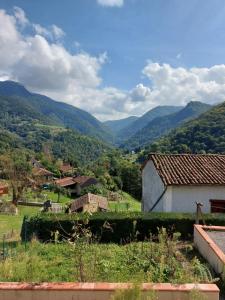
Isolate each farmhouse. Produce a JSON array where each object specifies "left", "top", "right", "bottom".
[
  {"left": 142, "top": 153, "right": 225, "bottom": 213},
  {"left": 70, "top": 193, "right": 108, "bottom": 213},
  {"left": 55, "top": 176, "right": 98, "bottom": 196}
]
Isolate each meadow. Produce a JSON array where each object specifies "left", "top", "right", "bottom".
[{"left": 0, "top": 229, "right": 214, "bottom": 284}]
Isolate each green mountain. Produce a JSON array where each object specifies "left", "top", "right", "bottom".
[
  {"left": 147, "top": 101, "right": 225, "bottom": 154},
  {"left": 122, "top": 101, "right": 211, "bottom": 150},
  {"left": 116, "top": 105, "right": 182, "bottom": 144},
  {"left": 0, "top": 81, "right": 111, "bottom": 165},
  {"left": 104, "top": 116, "right": 138, "bottom": 135},
  {"left": 0, "top": 81, "right": 112, "bottom": 143}
]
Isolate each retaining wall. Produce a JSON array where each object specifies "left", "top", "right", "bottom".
[{"left": 0, "top": 282, "right": 219, "bottom": 300}]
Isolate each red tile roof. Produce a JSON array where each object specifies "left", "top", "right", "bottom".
[
  {"left": 32, "top": 167, "right": 54, "bottom": 177},
  {"left": 71, "top": 193, "right": 108, "bottom": 212},
  {"left": 55, "top": 176, "right": 97, "bottom": 188},
  {"left": 0, "top": 184, "right": 8, "bottom": 195},
  {"left": 55, "top": 177, "right": 75, "bottom": 187},
  {"left": 145, "top": 153, "right": 225, "bottom": 186}
]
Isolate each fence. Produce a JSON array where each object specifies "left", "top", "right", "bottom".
[{"left": 0, "top": 230, "right": 18, "bottom": 261}]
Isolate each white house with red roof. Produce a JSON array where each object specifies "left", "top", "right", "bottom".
[{"left": 142, "top": 153, "right": 225, "bottom": 213}]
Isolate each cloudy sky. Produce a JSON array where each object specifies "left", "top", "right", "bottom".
[{"left": 1, "top": 0, "right": 225, "bottom": 120}]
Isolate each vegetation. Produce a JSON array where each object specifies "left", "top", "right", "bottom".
[
  {"left": 116, "top": 105, "right": 182, "bottom": 144},
  {"left": 146, "top": 101, "right": 225, "bottom": 154},
  {"left": 0, "top": 150, "right": 31, "bottom": 205},
  {"left": 22, "top": 211, "right": 225, "bottom": 243},
  {"left": 0, "top": 206, "right": 39, "bottom": 239},
  {"left": 122, "top": 102, "right": 211, "bottom": 151},
  {"left": 0, "top": 81, "right": 112, "bottom": 142},
  {"left": 0, "top": 229, "right": 214, "bottom": 284}
]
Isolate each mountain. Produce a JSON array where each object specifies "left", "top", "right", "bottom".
[
  {"left": 0, "top": 81, "right": 111, "bottom": 165},
  {"left": 147, "top": 101, "right": 225, "bottom": 154},
  {"left": 0, "top": 81, "right": 112, "bottom": 143},
  {"left": 122, "top": 101, "right": 212, "bottom": 150},
  {"left": 116, "top": 105, "right": 183, "bottom": 143},
  {"left": 104, "top": 116, "right": 138, "bottom": 134}
]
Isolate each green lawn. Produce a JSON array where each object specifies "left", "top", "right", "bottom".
[
  {"left": 109, "top": 192, "right": 141, "bottom": 212},
  {"left": 0, "top": 206, "right": 40, "bottom": 240}
]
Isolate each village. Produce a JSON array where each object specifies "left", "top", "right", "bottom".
[
  {"left": 1, "top": 0, "right": 225, "bottom": 299},
  {"left": 1, "top": 152, "right": 225, "bottom": 299}
]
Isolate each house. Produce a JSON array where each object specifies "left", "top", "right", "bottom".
[
  {"left": 32, "top": 167, "right": 54, "bottom": 180},
  {"left": 55, "top": 176, "right": 98, "bottom": 196},
  {"left": 0, "top": 183, "right": 8, "bottom": 196},
  {"left": 142, "top": 153, "right": 225, "bottom": 213},
  {"left": 70, "top": 193, "right": 108, "bottom": 213},
  {"left": 59, "top": 163, "right": 74, "bottom": 175}
]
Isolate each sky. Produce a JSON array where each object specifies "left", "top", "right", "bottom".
[{"left": 1, "top": 0, "right": 225, "bottom": 120}]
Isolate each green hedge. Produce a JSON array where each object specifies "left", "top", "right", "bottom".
[{"left": 21, "top": 212, "right": 225, "bottom": 243}]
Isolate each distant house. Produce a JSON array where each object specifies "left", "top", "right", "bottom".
[
  {"left": 142, "top": 153, "right": 225, "bottom": 213},
  {"left": 0, "top": 183, "right": 8, "bottom": 196},
  {"left": 32, "top": 167, "right": 54, "bottom": 183},
  {"left": 55, "top": 176, "right": 98, "bottom": 196},
  {"left": 70, "top": 193, "right": 108, "bottom": 213},
  {"left": 59, "top": 163, "right": 74, "bottom": 175}
]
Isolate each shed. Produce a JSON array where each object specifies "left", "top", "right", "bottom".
[
  {"left": 71, "top": 193, "right": 108, "bottom": 213},
  {"left": 142, "top": 153, "right": 225, "bottom": 213}
]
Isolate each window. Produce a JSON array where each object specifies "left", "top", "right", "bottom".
[{"left": 210, "top": 200, "right": 225, "bottom": 213}]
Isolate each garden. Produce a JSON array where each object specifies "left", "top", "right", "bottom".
[{"left": 0, "top": 228, "right": 215, "bottom": 284}]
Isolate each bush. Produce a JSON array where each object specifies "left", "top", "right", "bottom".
[{"left": 21, "top": 212, "right": 225, "bottom": 243}]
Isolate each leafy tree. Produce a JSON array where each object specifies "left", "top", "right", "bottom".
[{"left": 0, "top": 150, "right": 31, "bottom": 205}]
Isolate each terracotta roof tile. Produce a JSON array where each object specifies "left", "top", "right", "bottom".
[
  {"left": 55, "top": 176, "right": 98, "bottom": 188},
  {"left": 145, "top": 153, "right": 225, "bottom": 186}
]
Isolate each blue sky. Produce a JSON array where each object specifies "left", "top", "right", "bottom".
[{"left": 1, "top": 0, "right": 225, "bottom": 120}]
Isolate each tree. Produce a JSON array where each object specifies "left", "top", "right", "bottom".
[{"left": 0, "top": 150, "right": 31, "bottom": 205}]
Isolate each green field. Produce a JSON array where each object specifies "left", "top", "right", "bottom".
[
  {"left": 0, "top": 231, "right": 213, "bottom": 284},
  {"left": 109, "top": 192, "right": 141, "bottom": 212},
  {"left": 0, "top": 206, "right": 40, "bottom": 239}
]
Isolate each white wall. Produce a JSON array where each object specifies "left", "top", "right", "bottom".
[
  {"left": 142, "top": 161, "right": 225, "bottom": 213},
  {"left": 170, "top": 185, "right": 225, "bottom": 213},
  {"left": 142, "top": 160, "right": 165, "bottom": 212}
]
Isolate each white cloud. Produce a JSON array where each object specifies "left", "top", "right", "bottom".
[
  {"left": 13, "top": 6, "right": 28, "bottom": 27},
  {"left": 1, "top": 8, "right": 225, "bottom": 121},
  {"left": 130, "top": 84, "right": 151, "bottom": 102},
  {"left": 142, "top": 62, "right": 225, "bottom": 107},
  {"left": 97, "top": 0, "right": 124, "bottom": 7},
  {"left": 51, "top": 24, "right": 65, "bottom": 39}
]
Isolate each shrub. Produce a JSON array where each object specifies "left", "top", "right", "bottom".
[{"left": 21, "top": 212, "right": 225, "bottom": 243}]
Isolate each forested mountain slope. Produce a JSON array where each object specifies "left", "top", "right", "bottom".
[
  {"left": 0, "top": 81, "right": 112, "bottom": 142},
  {"left": 116, "top": 105, "right": 182, "bottom": 144},
  {"left": 122, "top": 101, "right": 211, "bottom": 150},
  {"left": 104, "top": 116, "right": 138, "bottom": 135},
  {"left": 147, "top": 101, "right": 225, "bottom": 154}
]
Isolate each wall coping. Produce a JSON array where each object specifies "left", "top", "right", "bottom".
[
  {"left": 0, "top": 282, "right": 219, "bottom": 292},
  {"left": 194, "top": 224, "right": 225, "bottom": 264}
]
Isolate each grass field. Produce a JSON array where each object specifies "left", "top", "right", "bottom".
[
  {"left": 0, "top": 231, "right": 214, "bottom": 284},
  {"left": 109, "top": 192, "right": 141, "bottom": 212},
  {"left": 0, "top": 206, "right": 40, "bottom": 239}
]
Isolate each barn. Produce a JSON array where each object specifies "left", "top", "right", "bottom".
[{"left": 142, "top": 153, "right": 225, "bottom": 213}]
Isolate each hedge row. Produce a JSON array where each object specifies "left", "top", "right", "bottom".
[{"left": 21, "top": 212, "right": 225, "bottom": 243}]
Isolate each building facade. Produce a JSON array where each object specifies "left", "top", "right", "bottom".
[{"left": 142, "top": 154, "right": 225, "bottom": 213}]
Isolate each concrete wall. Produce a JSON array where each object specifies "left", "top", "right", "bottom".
[
  {"left": 142, "top": 160, "right": 165, "bottom": 212},
  {"left": 0, "top": 282, "right": 219, "bottom": 300},
  {"left": 194, "top": 225, "right": 225, "bottom": 277},
  {"left": 171, "top": 185, "right": 225, "bottom": 213},
  {"left": 142, "top": 161, "right": 225, "bottom": 212}
]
